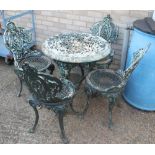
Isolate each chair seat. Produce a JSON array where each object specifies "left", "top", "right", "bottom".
[
  {"left": 19, "top": 55, "right": 51, "bottom": 71},
  {"left": 56, "top": 78, "right": 75, "bottom": 100},
  {"left": 86, "top": 69, "right": 122, "bottom": 92}
]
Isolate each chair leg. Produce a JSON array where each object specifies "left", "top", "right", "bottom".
[
  {"left": 106, "top": 63, "right": 110, "bottom": 69},
  {"left": 107, "top": 96, "right": 116, "bottom": 129},
  {"left": 58, "top": 110, "right": 69, "bottom": 144},
  {"left": 17, "top": 77, "right": 23, "bottom": 97},
  {"left": 28, "top": 100, "right": 39, "bottom": 133},
  {"left": 79, "top": 64, "right": 84, "bottom": 77}
]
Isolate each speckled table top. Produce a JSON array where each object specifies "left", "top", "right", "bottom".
[{"left": 42, "top": 32, "right": 111, "bottom": 63}]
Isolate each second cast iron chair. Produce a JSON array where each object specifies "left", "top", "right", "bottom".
[
  {"left": 84, "top": 44, "right": 150, "bottom": 128},
  {"left": 90, "top": 14, "right": 119, "bottom": 69},
  {"left": 3, "top": 21, "right": 54, "bottom": 97}
]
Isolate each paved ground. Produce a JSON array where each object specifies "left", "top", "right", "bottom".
[{"left": 0, "top": 57, "right": 155, "bottom": 144}]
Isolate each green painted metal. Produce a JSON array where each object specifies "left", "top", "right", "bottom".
[
  {"left": 42, "top": 32, "right": 111, "bottom": 80},
  {"left": 90, "top": 14, "right": 119, "bottom": 69},
  {"left": 22, "top": 63, "right": 75, "bottom": 143},
  {"left": 3, "top": 21, "right": 53, "bottom": 97},
  {"left": 85, "top": 44, "right": 150, "bottom": 128},
  {"left": 0, "top": 10, "right": 36, "bottom": 60}
]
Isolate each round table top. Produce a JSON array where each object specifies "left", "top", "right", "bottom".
[{"left": 42, "top": 32, "right": 111, "bottom": 63}]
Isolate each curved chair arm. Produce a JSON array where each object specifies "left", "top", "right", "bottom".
[
  {"left": 123, "top": 44, "right": 151, "bottom": 81},
  {"left": 117, "top": 44, "right": 151, "bottom": 89},
  {"left": 109, "top": 44, "right": 151, "bottom": 92}
]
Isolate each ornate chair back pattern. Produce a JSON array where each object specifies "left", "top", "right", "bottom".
[
  {"left": 21, "top": 63, "right": 75, "bottom": 143},
  {"left": 3, "top": 21, "right": 53, "bottom": 98},
  {"left": 117, "top": 44, "right": 151, "bottom": 91},
  {"left": 22, "top": 63, "right": 63, "bottom": 103},
  {"left": 102, "top": 44, "right": 150, "bottom": 94},
  {"left": 90, "top": 15, "right": 119, "bottom": 43},
  {"left": 3, "top": 21, "right": 32, "bottom": 66}
]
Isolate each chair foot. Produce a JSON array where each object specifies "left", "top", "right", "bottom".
[
  {"left": 17, "top": 93, "right": 21, "bottom": 97},
  {"left": 28, "top": 128, "right": 35, "bottom": 133},
  {"left": 60, "top": 133, "right": 69, "bottom": 144}
]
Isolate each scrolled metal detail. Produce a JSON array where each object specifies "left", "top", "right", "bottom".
[
  {"left": 90, "top": 14, "right": 119, "bottom": 70},
  {"left": 121, "top": 44, "right": 151, "bottom": 86},
  {"left": 4, "top": 21, "right": 32, "bottom": 63},
  {"left": 3, "top": 20, "right": 52, "bottom": 97},
  {"left": 22, "top": 63, "right": 75, "bottom": 143},
  {"left": 90, "top": 14, "right": 119, "bottom": 43},
  {"left": 22, "top": 63, "right": 63, "bottom": 103},
  {"left": 85, "top": 44, "right": 150, "bottom": 128}
]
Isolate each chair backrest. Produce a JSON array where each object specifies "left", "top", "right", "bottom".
[
  {"left": 22, "top": 63, "right": 63, "bottom": 103},
  {"left": 3, "top": 21, "right": 32, "bottom": 65},
  {"left": 120, "top": 44, "right": 151, "bottom": 88},
  {"left": 90, "top": 14, "right": 119, "bottom": 43}
]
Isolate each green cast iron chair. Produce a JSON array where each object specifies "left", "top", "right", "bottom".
[
  {"left": 84, "top": 44, "right": 150, "bottom": 128},
  {"left": 90, "top": 14, "right": 119, "bottom": 69},
  {"left": 3, "top": 21, "right": 54, "bottom": 97},
  {"left": 21, "top": 63, "right": 75, "bottom": 143}
]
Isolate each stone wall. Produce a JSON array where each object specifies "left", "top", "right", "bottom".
[{"left": 0, "top": 10, "right": 153, "bottom": 69}]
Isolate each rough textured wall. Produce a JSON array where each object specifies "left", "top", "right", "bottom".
[{"left": 0, "top": 10, "right": 153, "bottom": 69}]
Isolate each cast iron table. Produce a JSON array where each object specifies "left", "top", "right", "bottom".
[{"left": 42, "top": 32, "right": 111, "bottom": 80}]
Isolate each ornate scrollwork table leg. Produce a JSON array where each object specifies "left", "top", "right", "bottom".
[{"left": 54, "top": 60, "right": 74, "bottom": 78}]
